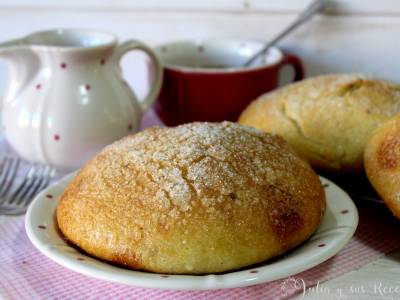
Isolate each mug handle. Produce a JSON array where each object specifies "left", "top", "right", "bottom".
[
  {"left": 112, "top": 40, "right": 163, "bottom": 112},
  {"left": 279, "top": 52, "right": 305, "bottom": 82}
]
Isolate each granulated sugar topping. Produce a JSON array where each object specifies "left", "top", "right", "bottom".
[{"left": 99, "top": 122, "right": 307, "bottom": 216}]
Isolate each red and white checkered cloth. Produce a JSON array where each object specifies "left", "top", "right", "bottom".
[{"left": 1, "top": 110, "right": 400, "bottom": 300}]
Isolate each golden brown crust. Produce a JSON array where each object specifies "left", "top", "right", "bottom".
[
  {"left": 365, "top": 116, "right": 400, "bottom": 219},
  {"left": 57, "top": 122, "right": 325, "bottom": 274},
  {"left": 238, "top": 74, "right": 400, "bottom": 173}
]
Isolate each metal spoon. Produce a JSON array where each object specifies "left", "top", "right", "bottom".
[{"left": 243, "top": 0, "right": 326, "bottom": 67}]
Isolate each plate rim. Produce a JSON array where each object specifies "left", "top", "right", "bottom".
[{"left": 25, "top": 173, "right": 359, "bottom": 291}]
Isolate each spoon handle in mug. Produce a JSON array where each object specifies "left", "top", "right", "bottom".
[
  {"left": 244, "top": 0, "right": 325, "bottom": 67},
  {"left": 112, "top": 40, "right": 163, "bottom": 112}
]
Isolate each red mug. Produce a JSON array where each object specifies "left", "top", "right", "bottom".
[{"left": 154, "top": 40, "right": 304, "bottom": 126}]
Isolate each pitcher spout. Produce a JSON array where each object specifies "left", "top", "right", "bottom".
[{"left": 0, "top": 37, "right": 26, "bottom": 56}]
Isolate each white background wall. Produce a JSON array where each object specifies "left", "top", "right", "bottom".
[{"left": 0, "top": 0, "right": 399, "bottom": 99}]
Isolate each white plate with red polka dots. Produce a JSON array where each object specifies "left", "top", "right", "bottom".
[{"left": 25, "top": 173, "right": 358, "bottom": 290}]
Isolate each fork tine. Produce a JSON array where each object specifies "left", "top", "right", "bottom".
[
  {"left": 0, "top": 157, "right": 20, "bottom": 197},
  {"left": 36, "top": 166, "right": 54, "bottom": 193},
  {"left": 0, "top": 162, "right": 56, "bottom": 215},
  {"left": 0, "top": 157, "right": 20, "bottom": 204},
  {"left": 14, "top": 167, "right": 39, "bottom": 206},
  {"left": 14, "top": 169, "right": 41, "bottom": 206},
  {"left": 7, "top": 165, "right": 36, "bottom": 205},
  {"left": 0, "top": 157, "right": 11, "bottom": 194},
  {"left": 21, "top": 165, "right": 49, "bottom": 205},
  {"left": 0, "top": 156, "right": 7, "bottom": 177}
]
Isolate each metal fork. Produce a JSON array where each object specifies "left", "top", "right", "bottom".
[{"left": 0, "top": 156, "right": 55, "bottom": 215}]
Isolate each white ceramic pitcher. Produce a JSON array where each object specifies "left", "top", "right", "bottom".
[{"left": 0, "top": 29, "right": 162, "bottom": 171}]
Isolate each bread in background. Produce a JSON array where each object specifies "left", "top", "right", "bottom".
[
  {"left": 57, "top": 122, "right": 326, "bottom": 274},
  {"left": 364, "top": 115, "right": 400, "bottom": 219},
  {"left": 239, "top": 74, "right": 400, "bottom": 173}
]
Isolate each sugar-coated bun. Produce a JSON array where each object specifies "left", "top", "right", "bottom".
[
  {"left": 239, "top": 74, "right": 400, "bottom": 173},
  {"left": 57, "top": 122, "right": 325, "bottom": 274},
  {"left": 365, "top": 115, "right": 400, "bottom": 219}
]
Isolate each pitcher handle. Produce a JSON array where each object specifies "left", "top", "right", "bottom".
[{"left": 112, "top": 40, "right": 163, "bottom": 112}]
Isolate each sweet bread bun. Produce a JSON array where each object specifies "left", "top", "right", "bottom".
[
  {"left": 364, "top": 115, "right": 400, "bottom": 219},
  {"left": 57, "top": 122, "right": 325, "bottom": 274},
  {"left": 239, "top": 74, "right": 400, "bottom": 173}
]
